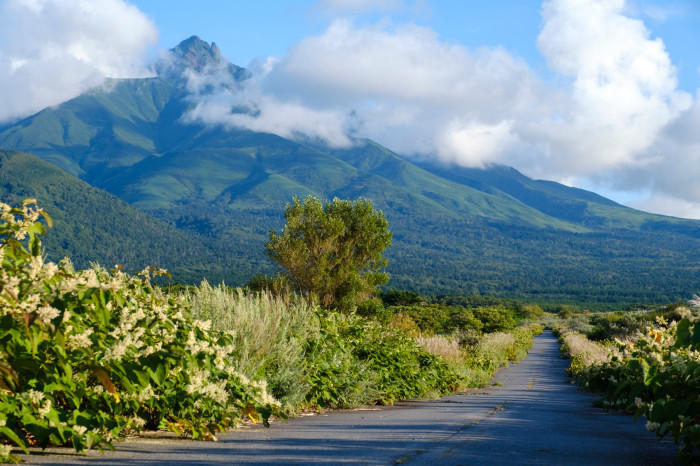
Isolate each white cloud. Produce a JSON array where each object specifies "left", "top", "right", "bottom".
[
  {"left": 630, "top": 193, "right": 700, "bottom": 219},
  {"left": 435, "top": 120, "right": 518, "bottom": 167},
  {"left": 179, "top": 1, "right": 700, "bottom": 218},
  {"left": 608, "top": 91, "right": 700, "bottom": 212},
  {"left": 186, "top": 19, "right": 545, "bottom": 164},
  {"left": 0, "top": 0, "right": 158, "bottom": 122},
  {"left": 534, "top": 0, "right": 691, "bottom": 175},
  {"left": 181, "top": 61, "right": 353, "bottom": 147}
]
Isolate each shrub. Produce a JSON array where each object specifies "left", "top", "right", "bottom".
[
  {"left": 388, "top": 313, "right": 422, "bottom": 338},
  {"left": 518, "top": 304, "right": 544, "bottom": 320},
  {"left": 380, "top": 289, "right": 423, "bottom": 306},
  {"left": 266, "top": 196, "right": 392, "bottom": 312},
  {"left": 304, "top": 312, "right": 459, "bottom": 407},
  {"left": 0, "top": 200, "right": 281, "bottom": 463},
  {"left": 472, "top": 306, "right": 517, "bottom": 332}
]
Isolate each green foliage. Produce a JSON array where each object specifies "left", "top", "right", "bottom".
[
  {"left": 0, "top": 200, "right": 281, "bottom": 463},
  {"left": 380, "top": 289, "right": 423, "bottom": 306},
  {"left": 266, "top": 196, "right": 392, "bottom": 312},
  {"left": 557, "top": 304, "right": 579, "bottom": 319},
  {"left": 472, "top": 306, "right": 517, "bottom": 333},
  {"left": 244, "top": 274, "right": 277, "bottom": 292},
  {"left": 385, "top": 303, "right": 517, "bottom": 336},
  {"left": 304, "top": 312, "right": 459, "bottom": 407},
  {"left": 355, "top": 298, "right": 388, "bottom": 321},
  {"left": 181, "top": 282, "right": 459, "bottom": 411},
  {"left": 517, "top": 304, "right": 545, "bottom": 320},
  {"left": 565, "top": 313, "right": 700, "bottom": 462}
]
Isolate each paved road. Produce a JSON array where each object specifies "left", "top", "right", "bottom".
[{"left": 24, "top": 331, "right": 678, "bottom": 464}]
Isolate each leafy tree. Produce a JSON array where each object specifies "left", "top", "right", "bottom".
[{"left": 266, "top": 196, "right": 392, "bottom": 311}]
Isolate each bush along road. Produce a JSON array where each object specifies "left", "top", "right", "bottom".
[{"left": 22, "top": 331, "right": 677, "bottom": 465}]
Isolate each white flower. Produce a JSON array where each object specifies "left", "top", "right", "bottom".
[
  {"left": 137, "top": 384, "right": 158, "bottom": 403},
  {"left": 26, "top": 389, "right": 44, "bottom": 404},
  {"left": 66, "top": 328, "right": 94, "bottom": 351},
  {"left": 102, "top": 340, "right": 129, "bottom": 363},
  {"left": 646, "top": 421, "right": 660, "bottom": 431},
  {"left": 18, "top": 293, "right": 41, "bottom": 313},
  {"left": 0, "top": 419, "right": 6, "bottom": 427},
  {"left": 27, "top": 255, "right": 44, "bottom": 280},
  {"left": 690, "top": 294, "right": 700, "bottom": 310},
  {"left": 38, "top": 399, "right": 51, "bottom": 417},
  {"left": 43, "top": 261, "right": 58, "bottom": 279},
  {"left": 130, "top": 416, "right": 146, "bottom": 429},
  {"left": 36, "top": 304, "right": 60, "bottom": 324},
  {"left": 72, "top": 425, "right": 87, "bottom": 436},
  {"left": 0, "top": 443, "right": 12, "bottom": 459},
  {"left": 194, "top": 320, "right": 212, "bottom": 332}
]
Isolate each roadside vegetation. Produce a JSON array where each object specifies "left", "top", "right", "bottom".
[
  {"left": 552, "top": 304, "right": 700, "bottom": 463},
  {"left": 0, "top": 197, "right": 541, "bottom": 462}
]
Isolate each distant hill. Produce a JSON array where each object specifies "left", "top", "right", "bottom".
[
  {"left": 0, "top": 150, "right": 248, "bottom": 284},
  {"left": 1, "top": 36, "right": 699, "bottom": 308}
]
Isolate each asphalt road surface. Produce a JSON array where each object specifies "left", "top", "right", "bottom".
[{"left": 23, "top": 331, "right": 678, "bottom": 465}]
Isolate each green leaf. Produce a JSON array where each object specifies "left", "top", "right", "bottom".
[
  {"left": 0, "top": 426, "right": 28, "bottom": 453},
  {"left": 675, "top": 319, "right": 692, "bottom": 347}
]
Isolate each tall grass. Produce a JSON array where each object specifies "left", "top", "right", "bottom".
[
  {"left": 183, "top": 281, "right": 317, "bottom": 408},
  {"left": 559, "top": 332, "right": 612, "bottom": 367},
  {"left": 458, "top": 325, "right": 543, "bottom": 388},
  {"left": 181, "top": 282, "right": 459, "bottom": 410},
  {"left": 415, "top": 335, "right": 464, "bottom": 365}
]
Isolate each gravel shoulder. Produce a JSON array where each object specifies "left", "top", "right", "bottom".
[{"left": 22, "top": 331, "right": 678, "bottom": 465}]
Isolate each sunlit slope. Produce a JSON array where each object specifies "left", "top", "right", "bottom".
[{"left": 418, "top": 160, "right": 700, "bottom": 235}]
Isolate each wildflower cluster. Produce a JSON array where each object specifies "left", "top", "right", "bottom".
[{"left": 0, "top": 200, "right": 281, "bottom": 463}]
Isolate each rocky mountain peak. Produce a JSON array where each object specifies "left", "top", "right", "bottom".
[
  {"left": 155, "top": 36, "right": 249, "bottom": 87},
  {"left": 170, "top": 35, "right": 223, "bottom": 71}
]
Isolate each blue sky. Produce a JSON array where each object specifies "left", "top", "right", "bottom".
[
  {"left": 132, "top": 0, "right": 699, "bottom": 93},
  {"left": 0, "top": 0, "right": 699, "bottom": 218}
]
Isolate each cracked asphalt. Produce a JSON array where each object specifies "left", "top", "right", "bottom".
[{"left": 22, "top": 331, "right": 678, "bottom": 465}]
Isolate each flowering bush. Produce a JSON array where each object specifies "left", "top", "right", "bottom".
[
  {"left": 0, "top": 200, "right": 281, "bottom": 463},
  {"left": 567, "top": 314, "right": 700, "bottom": 462}
]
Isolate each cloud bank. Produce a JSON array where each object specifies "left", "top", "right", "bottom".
[
  {"left": 0, "top": 0, "right": 157, "bottom": 122},
  {"left": 183, "top": 0, "right": 699, "bottom": 218}
]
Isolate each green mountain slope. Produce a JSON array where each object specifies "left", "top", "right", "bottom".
[
  {"left": 1, "top": 36, "right": 699, "bottom": 307},
  {"left": 417, "top": 161, "right": 700, "bottom": 233},
  {"left": 0, "top": 150, "right": 249, "bottom": 283}
]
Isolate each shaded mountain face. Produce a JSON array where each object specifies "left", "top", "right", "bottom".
[{"left": 0, "top": 37, "right": 699, "bottom": 307}]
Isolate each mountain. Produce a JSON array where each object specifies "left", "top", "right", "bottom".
[{"left": 1, "top": 36, "right": 699, "bottom": 308}]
